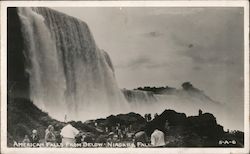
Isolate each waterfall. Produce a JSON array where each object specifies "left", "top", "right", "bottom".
[
  {"left": 17, "top": 7, "right": 130, "bottom": 121},
  {"left": 122, "top": 89, "right": 157, "bottom": 104}
]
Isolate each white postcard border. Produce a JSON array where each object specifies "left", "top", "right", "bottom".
[{"left": 1, "top": 1, "right": 249, "bottom": 154}]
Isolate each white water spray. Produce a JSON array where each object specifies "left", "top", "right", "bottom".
[{"left": 18, "top": 7, "right": 130, "bottom": 121}]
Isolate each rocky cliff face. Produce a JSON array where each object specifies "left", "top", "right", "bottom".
[
  {"left": 8, "top": 8, "right": 29, "bottom": 98},
  {"left": 144, "top": 109, "right": 243, "bottom": 147}
]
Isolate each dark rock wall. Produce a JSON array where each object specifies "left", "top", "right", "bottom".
[{"left": 7, "top": 7, "right": 29, "bottom": 98}]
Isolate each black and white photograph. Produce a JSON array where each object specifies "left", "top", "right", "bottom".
[{"left": 1, "top": 1, "right": 249, "bottom": 154}]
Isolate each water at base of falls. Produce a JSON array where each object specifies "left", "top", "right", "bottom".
[{"left": 18, "top": 7, "right": 130, "bottom": 121}]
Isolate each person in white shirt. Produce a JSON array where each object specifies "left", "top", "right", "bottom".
[
  {"left": 150, "top": 129, "right": 165, "bottom": 147},
  {"left": 134, "top": 131, "right": 149, "bottom": 147},
  {"left": 60, "top": 124, "right": 79, "bottom": 146}
]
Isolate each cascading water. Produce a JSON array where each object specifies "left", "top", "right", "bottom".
[
  {"left": 122, "top": 89, "right": 157, "bottom": 104},
  {"left": 17, "top": 7, "right": 130, "bottom": 121}
]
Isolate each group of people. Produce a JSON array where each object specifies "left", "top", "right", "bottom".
[
  {"left": 22, "top": 123, "right": 81, "bottom": 146},
  {"left": 22, "top": 129, "right": 40, "bottom": 144},
  {"left": 144, "top": 113, "right": 159, "bottom": 122},
  {"left": 104, "top": 123, "right": 134, "bottom": 142},
  {"left": 22, "top": 112, "right": 169, "bottom": 148}
]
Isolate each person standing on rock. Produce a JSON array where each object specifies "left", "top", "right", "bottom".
[
  {"left": 22, "top": 135, "right": 30, "bottom": 144},
  {"left": 30, "top": 129, "right": 40, "bottom": 144},
  {"left": 134, "top": 130, "right": 149, "bottom": 147},
  {"left": 163, "top": 120, "right": 170, "bottom": 145},
  {"left": 45, "top": 125, "right": 56, "bottom": 144},
  {"left": 60, "top": 123, "right": 79, "bottom": 146},
  {"left": 150, "top": 127, "right": 166, "bottom": 147}
]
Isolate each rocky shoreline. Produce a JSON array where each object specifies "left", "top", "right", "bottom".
[{"left": 7, "top": 97, "right": 244, "bottom": 147}]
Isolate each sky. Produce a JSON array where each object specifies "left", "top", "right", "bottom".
[{"left": 52, "top": 7, "right": 244, "bottom": 113}]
